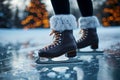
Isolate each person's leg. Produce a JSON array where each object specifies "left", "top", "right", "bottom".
[
  {"left": 77, "top": 0, "right": 93, "bottom": 17},
  {"left": 51, "top": 0, "right": 70, "bottom": 14},
  {"left": 38, "top": 0, "right": 77, "bottom": 59},
  {"left": 77, "top": 0, "right": 100, "bottom": 50}
]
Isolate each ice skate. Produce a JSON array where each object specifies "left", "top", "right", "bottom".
[
  {"left": 37, "top": 15, "right": 77, "bottom": 62},
  {"left": 77, "top": 16, "right": 102, "bottom": 53}
]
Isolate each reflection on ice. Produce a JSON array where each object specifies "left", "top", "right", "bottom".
[
  {"left": 0, "top": 50, "right": 100, "bottom": 80},
  {"left": 38, "top": 67, "right": 81, "bottom": 80},
  {"left": 1, "top": 51, "right": 120, "bottom": 80},
  {"left": 0, "top": 51, "right": 39, "bottom": 80},
  {"left": 35, "top": 55, "right": 100, "bottom": 80},
  {"left": 1, "top": 42, "right": 120, "bottom": 80},
  {"left": 12, "top": 53, "right": 39, "bottom": 80},
  {"left": 98, "top": 55, "right": 120, "bottom": 80}
]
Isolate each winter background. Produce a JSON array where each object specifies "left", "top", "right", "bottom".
[{"left": 0, "top": 0, "right": 120, "bottom": 80}]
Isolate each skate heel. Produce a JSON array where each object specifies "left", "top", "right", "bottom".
[
  {"left": 91, "top": 43, "right": 98, "bottom": 50},
  {"left": 66, "top": 50, "right": 76, "bottom": 58}
]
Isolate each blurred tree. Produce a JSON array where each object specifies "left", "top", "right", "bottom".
[
  {"left": 21, "top": 0, "right": 49, "bottom": 29},
  {"left": 13, "top": 7, "right": 22, "bottom": 28},
  {"left": 0, "top": 0, "right": 12, "bottom": 28},
  {"left": 96, "top": 0, "right": 120, "bottom": 27},
  {"left": 3, "top": 0, "right": 32, "bottom": 28}
]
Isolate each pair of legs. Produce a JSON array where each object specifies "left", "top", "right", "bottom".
[
  {"left": 37, "top": 0, "right": 100, "bottom": 59},
  {"left": 51, "top": 0, "right": 93, "bottom": 17}
]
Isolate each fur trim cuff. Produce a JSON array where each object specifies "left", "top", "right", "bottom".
[
  {"left": 50, "top": 15, "right": 77, "bottom": 31},
  {"left": 78, "top": 16, "right": 100, "bottom": 29}
]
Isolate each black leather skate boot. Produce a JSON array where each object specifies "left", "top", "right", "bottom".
[
  {"left": 77, "top": 16, "right": 100, "bottom": 50},
  {"left": 38, "top": 15, "right": 77, "bottom": 58}
]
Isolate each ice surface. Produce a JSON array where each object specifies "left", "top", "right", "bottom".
[
  {"left": 0, "top": 27, "right": 120, "bottom": 50},
  {"left": 0, "top": 27, "right": 120, "bottom": 80}
]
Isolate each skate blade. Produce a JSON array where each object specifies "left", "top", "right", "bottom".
[
  {"left": 77, "top": 49, "right": 103, "bottom": 52},
  {"left": 77, "top": 51, "right": 104, "bottom": 53},
  {"left": 35, "top": 57, "right": 53, "bottom": 63}
]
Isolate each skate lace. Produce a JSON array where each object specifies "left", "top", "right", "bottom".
[
  {"left": 43, "top": 30, "right": 61, "bottom": 50},
  {"left": 78, "top": 29, "right": 88, "bottom": 42}
]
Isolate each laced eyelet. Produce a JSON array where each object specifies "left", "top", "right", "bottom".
[
  {"left": 78, "top": 29, "right": 89, "bottom": 42},
  {"left": 50, "top": 46, "right": 54, "bottom": 48},
  {"left": 42, "top": 30, "right": 62, "bottom": 51},
  {"left": 84, "top": 36, "right": 87, "bottom": 38}
]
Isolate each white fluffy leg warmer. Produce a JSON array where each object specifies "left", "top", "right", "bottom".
[
  {"left": 78, "top": 16, "right": 100, "bottom": 29},
  {"left": 50, "top": 14, "right": 77, "bottom": 32}
]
